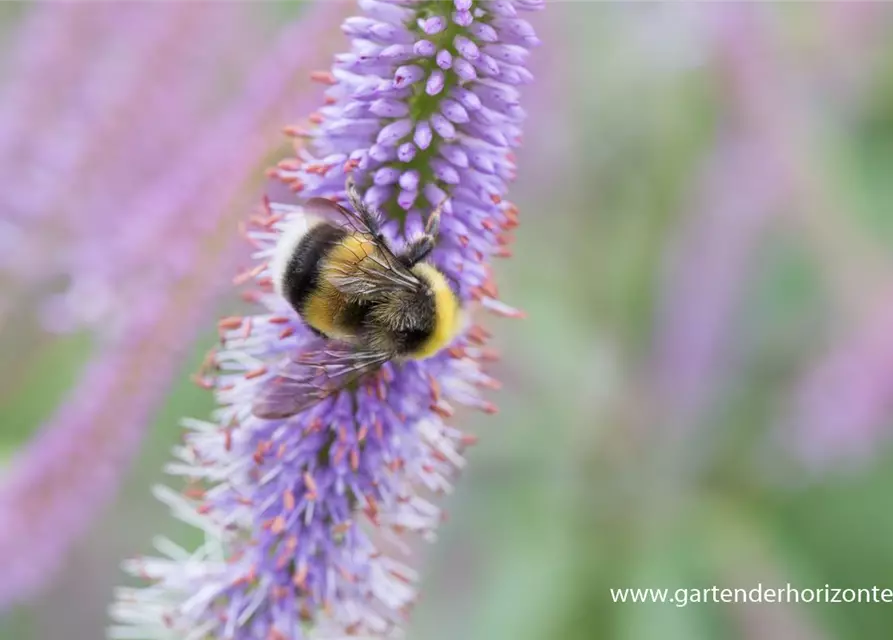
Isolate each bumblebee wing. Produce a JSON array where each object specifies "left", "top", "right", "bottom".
[
  {"left": 304, "top": 197, "right": 359, "bottom": 229},
  {"left": 251, "top": 344, "right": 390, "bottom": 420},
  {"left": 305, "top": 197, "right": 384, "bottom": 241},
  {"left": 304, "top": 197, "right": 421, "bottom": 297},
  {"left": 328, "top": 245, "right": 421, "bottom": 298}
]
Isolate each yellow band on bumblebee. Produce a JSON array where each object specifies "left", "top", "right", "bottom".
[{"left": 409, "top": 263, "right": 460, "bottom": 359}]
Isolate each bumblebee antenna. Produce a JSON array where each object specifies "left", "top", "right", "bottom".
[
  {"left": 398, "top": 198, "right": 449, "bottom": 268},
  {"left": 343, "top": 174, "right": 390, "bottom": 246},
  {"left": 345, "top": 174, "right": 364, "bottom": 214},
  {"left": 425, "top": 197, "right": 447, "bottom": 238}
]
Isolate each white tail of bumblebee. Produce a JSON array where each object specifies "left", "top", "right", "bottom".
[{"left": 270, "top": 210, "right": 322, "bottom": 298}]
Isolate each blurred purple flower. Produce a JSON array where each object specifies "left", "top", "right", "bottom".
[
  {"left": 111, "top": 1, "right": 541, "bottom": 638},
  {"left": 649, "top": 5, "right": 787, "bottom": 435},
  {"left": 0, "top": 4, "right": 97, "bottom": 199},
  {"left": 0, "top": 1, "right": 350, "bottom": 611},
  {"left": 0, "top": 231, "right": 238, "bottom": 610},
  {"left": 36, "top": 3, "right": 339, "bottom": 337},
  {"left": 0, "top": 2, "right": 248, "bottom": 327},
  {"left": 652, "top": 132, "right": 782, "bottom": 431},
  {"left": 698, "top": 4, "right": 893, "bottom": 470},
  {"left": 783, "top": 300, "right": 893, "bottom": 470}
]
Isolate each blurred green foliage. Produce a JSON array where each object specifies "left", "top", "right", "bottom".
[{"left": 1, "top": 333, "right": 93, "bottom": 455}]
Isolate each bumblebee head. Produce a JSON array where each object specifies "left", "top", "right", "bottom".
[
  {"left": 367, "top": 262, "right": 461, "bottom": 359},
  {"left": 396, "top": 198, "right": 446, "bottom": 269}
]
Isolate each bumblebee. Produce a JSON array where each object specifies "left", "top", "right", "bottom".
[{"left": 255, "top": 176, "right": 462, "bottom": 419}]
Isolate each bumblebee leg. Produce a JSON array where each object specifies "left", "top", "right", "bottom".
[{"left": 397, "top": 236, "right": 435, "bottom": 268}]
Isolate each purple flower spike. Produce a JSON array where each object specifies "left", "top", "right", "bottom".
[
  {"left": 379, "top": 42, "right": 412, "bottom": 60},
  {"left": 366, "top": 143, "right": 392, "bottom": 163},
  {"left": 343, "top": 16, "right": 407, "bottom": 43},
  {"left": 475, "top": 53, "right": 501, "bottom": 76},
  {"left": 491, "top": 16, "right": 540, "bottom": 46},
  {"left": 453, "top": 10, "right": 474, "bottom": 27},
  {"left": 397, "top": 141, "right": 417, "bottom": 162},
  {"left": 364, "top": 183, "right": 391, "bottom": 207},
  {"left": 484, "top": 43, "right": 529, "bottom": 65},
  {"left": 413, "top": 38, "right": 436, "bottom": 57},
  {"left": 399, "top": 169, "right": 420, "bottom": 191},
  {"left": 436, "top": 48, "right": 453, "bottom": 70},
  {"left": 454, "top": 57, "right": 477, "bottom": 82},
  {"left": 398, "top": 188, "right": 419, "bottom": 210},
  {"left": 427, "top": 68, "right": 446, "bottom": 95},
  {"left": 113, "top": 1, "right": 541, "bottom": 638},
  {"left": 419, "top": 15, "right": 446, "bottom": 35},
  {"left": 424, "top": 182, "right": 449, "bottom": 209},
  {"left": 373, "top": 165, "right": 401, "bottom": 185},
  {"left": 455, "top": 34, "right": 481, "bottom": 60},
  {"left": 376, "top": 117, "right": 412, "bottom": 145},
  {"left": 431, "top": 158, "right": 461, "bottom": 184},
  {"left": 490, "top": 0, "right": 518, "bottom": 17},
  {"left": 440, "top": 143, "right": 470, "bottom": 168},
  {"left": 469, "top": 22, "right": 499, "bottom": 42},
  {"left": 441, "top": 99, "right": 471, "bottom": 123},
  {"left": 369, "top": 98, "right": 409, "bottom": 118},
  {"left": 393, "top": 64, "right": 424, "bottom": 87},
  {"left": 414, "top": 119, "right": 433, "bottom": 149},
  {"left": 495, "top": 63, "right": 534, "bottom": 85},
  {"left": 430, "top": 113, "right": 457, "bottom": 139},
  {"left": 453, "top": 85, "right": 483, "bottom": 110},
  {"left": 470, "top": 150, "right": 498, "bottom": 174}
]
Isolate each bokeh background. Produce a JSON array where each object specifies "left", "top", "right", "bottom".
[{"left": 3, "top": 2, "right": 893, "bottom": 639}]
